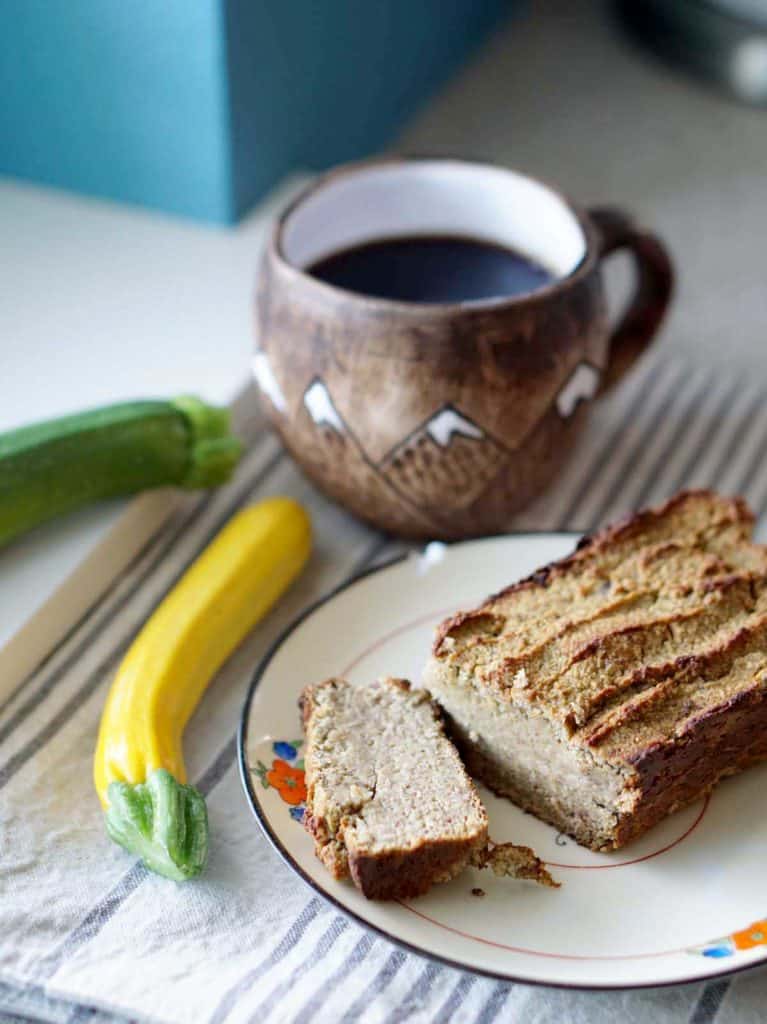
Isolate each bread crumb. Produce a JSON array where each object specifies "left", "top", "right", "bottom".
[
  {"left": 471, "top": 887, "right": 485, "bottom": 898},
  {"left": 512, "top": 668, "right": 529, "bottom": 689},
  {"left": 471, "top": 841, "right": 559, "bottom": 888}
]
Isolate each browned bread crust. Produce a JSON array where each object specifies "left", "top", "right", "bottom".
[
  {"left": 300, "top": 678, "right": 489, "bottom": 899},
  {"left": 425, "top": 491, "right": 767, "bottom": 851},
  {"left": 300, "top": 678, "right": 557, "bottom": 897}
]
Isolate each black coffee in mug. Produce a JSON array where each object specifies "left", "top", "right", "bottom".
[{"left": 308, "top": 234, "right": 553, "bottom": 304}]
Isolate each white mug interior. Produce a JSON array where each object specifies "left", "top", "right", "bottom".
[{"left": 279, "top": 160, "right": 587, "bottom": 285}]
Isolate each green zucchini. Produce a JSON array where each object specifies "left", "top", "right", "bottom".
[{"left": 0, "top": 396, "right": 241, "bottom": 548}]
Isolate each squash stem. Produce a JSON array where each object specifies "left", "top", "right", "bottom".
[
  {"left": 105, "top": 769, "right": 208, "bottom": 882},
  {"left": 172, "top": 396, "right": 242, "bottom": 488}
]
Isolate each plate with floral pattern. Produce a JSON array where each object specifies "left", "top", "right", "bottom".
[{"left": 239, "top": 535, "right": 767, "bottom": 989}]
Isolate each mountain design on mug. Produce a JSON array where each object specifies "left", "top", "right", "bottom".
[
  {"left": 297, "top": 377, "right": 436, "bottom": 534},
  {"left": 419, "top": 407, "right": 484, "bottom": 447},
  {"left": 378, "top": 403, "right": 507, "bottom": 511},
  {"left": 252, "top": 350, "right": 287, "bottom": 413},
  {"left": 285, "top": 369, "right": 607, "bottom": 523},
  {"left": 303, "top": 379, "right": 345, "bottom": 433},
  {"left": 556, "top": 362, "right": 601, "bottom": 418}
]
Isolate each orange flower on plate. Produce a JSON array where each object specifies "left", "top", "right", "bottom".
[
  {"left": 732, "top": 920, "right": 767, "bottom": 950},
  {"left": 266, "top": 758, "right": 307, "bottom": 805}
]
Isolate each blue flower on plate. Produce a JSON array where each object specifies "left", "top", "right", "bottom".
[
  {"left": 701, "top": 945, "right": 734, "bottom": 958},
  {"left": 273, "top": 740, "right": 298, "bottom": 760},
  {"left": 289, "top": 806, "right": 305, "bottom": 823}
]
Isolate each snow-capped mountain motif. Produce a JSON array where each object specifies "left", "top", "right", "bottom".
[
  {"left": 379, "top": 404, "right": 506, "bottom": 512},
  {"left": 252, "top": 350, "right": 286, "bottom": 413},
  {"left": 424, "top": 407, "right": 484, "bottom": 447},
  {"left": 295, "top": 377, "right": 435, "bottom": 535},
  {"left": 304, "top": 379, "right": 344, "bottom": 433},
  {"left": 556, "top": 362, "right": 600, "bottom": 418}
]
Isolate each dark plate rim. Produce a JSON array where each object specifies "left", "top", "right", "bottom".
[{"left": 237, "top": 532, "right": 754, "bottom": 992}]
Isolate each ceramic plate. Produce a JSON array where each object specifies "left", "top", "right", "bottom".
[{"left": 239, "top": 534, "right": 767, "bottom": 989}]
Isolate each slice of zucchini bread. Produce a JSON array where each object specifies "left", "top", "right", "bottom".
[
  {"left": 424, "top": 491, "right": 767, "bottom": 852},
  {"left": 300, "top": 678, "right": 555, "bottom": 899}
]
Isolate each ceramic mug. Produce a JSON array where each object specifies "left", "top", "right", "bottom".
[{"left": 253, "top": 157, "right": 673, "bottom": 539}]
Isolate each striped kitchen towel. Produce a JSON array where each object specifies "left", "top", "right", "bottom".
[{"left": 1, "top": 349, "right": 766, "bottom": 1024}]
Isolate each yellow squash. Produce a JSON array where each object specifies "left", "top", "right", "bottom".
[{"left": 94, "top": 496, "right": 311, "bottom": 880}]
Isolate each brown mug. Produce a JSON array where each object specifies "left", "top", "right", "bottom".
[{"left": 253, "top": 157, "right": 673, "bottom": 539}]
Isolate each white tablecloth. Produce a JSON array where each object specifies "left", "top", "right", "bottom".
[{"left": 3, "top": 350, "right": 767, "bottom": 1024}]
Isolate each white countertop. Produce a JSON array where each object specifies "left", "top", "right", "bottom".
[
  {"left": 0, "top": 177, "right": 302, "bottom": 677},
  {"left": 0, "top": 179, "right": 294, "bottom": 430}
]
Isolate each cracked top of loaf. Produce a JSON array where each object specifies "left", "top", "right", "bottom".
[{"left": 432, "top": 491, "right": 767, "bottom": 766}]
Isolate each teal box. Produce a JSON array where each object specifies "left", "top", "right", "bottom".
[{"left": 0, "top": 1, "right": 510, "bottom": 224}]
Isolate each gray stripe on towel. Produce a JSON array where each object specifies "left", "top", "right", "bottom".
[
  {"left": 339, "top": 948, "right": 408, "bottom": 1023},
  {"left": 688, "top": 978, "right": 731, "bottom": 1024},
  {"left": 476, "top": 982, "right": 513, "bottom": 1024},
  {"left": 291, "top": 932, "right": 377, "bottom": 1023},
  {"left": 0, "top": 431, "right": 276, "bottom": 724},
  {"left": 0, "top": 448, "right": 286, "bottom": 789},
  {"left": 558, "top": 356, "right": 666, "bottom": 528},
  {"left": 207, "top": 898, "right": 325, "bottom": 1024},
  {"left": 32, "top": 535, "right": 389, "bottom": 1002},
  {"left": 244, "top": 916, "right": 350, "bottom": 1024}
]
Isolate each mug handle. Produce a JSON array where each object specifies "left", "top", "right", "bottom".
[{"left": 588, "top": 206, "right": 674, "bottom": 393}]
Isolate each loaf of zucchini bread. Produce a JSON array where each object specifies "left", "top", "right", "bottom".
[
  {"left": 424, "top": 491, "right": 767, "bottom": 851},
  {"left": 300, "top": 677, "right": 556, "bottom": 899}
]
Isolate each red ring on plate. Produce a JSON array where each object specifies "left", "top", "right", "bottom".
[
  {"left": 396, "top": 900, "right": 690, "bottom": 960},
  {"left": 341, "top": 607, "right": 711, "bottom": 871}
]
